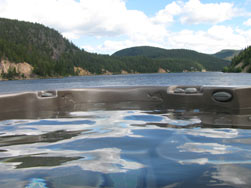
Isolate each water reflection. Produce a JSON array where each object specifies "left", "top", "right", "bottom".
[
  {"left": 0, "top": 130, "right": 84, "bottom": 147},
  {"left": 178, "top": 143, "right": 231, "bottom": 155},
  {"left": 0, "top": 110, "right": 251, "bottom": 187},
  {"left": 66, "top": 148, "right": 144, "bottom": 173},
  {"left": 4, "top": 155, "right": 82, "bottom": 169},
  {"left": 212, "top": 165, "right": 251, "bottom": 186}
]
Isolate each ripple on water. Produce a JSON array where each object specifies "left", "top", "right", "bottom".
[{"left": 0, "top": 110, "right": 251, "bottom": 188}]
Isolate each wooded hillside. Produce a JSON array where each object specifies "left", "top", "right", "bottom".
[
  {"left": 223, "top": 46, "right": 251, "bottom": 73},
  {"left": 113, "top": 46, "right": 230, "bottom": 71},
  {"left": 0, "top": 18, "right": 230, "bottom": 79}
]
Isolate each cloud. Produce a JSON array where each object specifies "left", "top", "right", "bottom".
[
  {"left": 83, "top": 39, "right": 166, "bottom": 54},
  {"left": 244, "top": 18, "right": 251, "bottom": 26},
  {"left": 0, "top": 0, "right": 250, "bottom": 54},
  {"left": 167, "top": 25, "right": 250, "bottom": 53},
  {"left": 180, "top": 0, "right": 236, "bottom": 24},
  {"left": 152, "top": 2, "right": 182, "bottom": 25},
  {"left": 87, "top": 25, "right": 251, "bottom": 54},
  {"left": 152, "top": 0, "right": 238, "bottom": 25},
  {"left": 0, "top": 0, "right": 167, "bottom": 42},
  {"left": 0, "top": 0, "right": 126, "bottom": 37}
]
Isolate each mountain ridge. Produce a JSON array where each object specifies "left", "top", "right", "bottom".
[
  {"left": 212, "top": 49, "right": 241, "bottom": 61},
  {"left": 0, "top": 18, "right": 230, "bottom": 80},
  {"left": 113, "top": 46, "right": 230, "bottom": 71}
]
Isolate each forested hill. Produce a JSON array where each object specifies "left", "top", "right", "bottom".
[
  {"left": 0, "top": 17, "right": 109, "bottom": 77},
  {"left": 213, "top": 49, "right": 241, "bottom": 61},
  {"left": 0, "top": 18, "right": 230, "bottom": 80},
  {"left": 113, "top": 46, "right": 230, "bottom": 71},
  {"left": 223, "top": 46, "right": 251, "bottom": 73},
  {"left": 0, "top": 17, "right": 79, "bottom": 77}
]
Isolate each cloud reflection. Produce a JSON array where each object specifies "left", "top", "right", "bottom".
[
  {"left": 178, "top": 143, "right": 231, "bottom": 155},
  {"left": 0, "top": 147, "right": 144, "bottom": 174},
  {"left": 212, "top": 165, "right": 251, "bottom": 186},
  {"left": 67, "top": 148, "right": 144, "bottom": 173},
  {"left": 1, "top": 109, "right": 251, "bottom": 187},
  {"left": 184, "top": 128, "right": 239, "bottom": 138}
]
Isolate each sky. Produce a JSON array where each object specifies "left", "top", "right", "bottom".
[{"left": 0, "top": 0, "right": 251, "bottom": 54}]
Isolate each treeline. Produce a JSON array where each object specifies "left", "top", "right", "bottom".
[
  {"left": 113, "top": 46, "right": 230, "bottom": 71},
  {"left": 223, "top": 46, "right": 251, "bottom": 73},
  {"left": 0, "top": 18, "right": 229, "bottom": 79},
  {"left": 213, "top": 49, "right": 241, "bottom": 61},
  {"left": 60, "top": 52, "right": 204, "bottom": 74}
]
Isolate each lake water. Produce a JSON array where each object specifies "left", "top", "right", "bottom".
[
  {"left": 1, "top": 72, "right": 251, "bottom": 94},
  {"left": 1, "top": 72, "right": 251, "bottom": 188}
]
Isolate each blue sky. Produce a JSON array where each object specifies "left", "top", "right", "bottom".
[
  {"left": 127, "top": 0, "right": 250, "bottom": 15},
  {"left": 0, "top": 0, "right": 251, "bottom": 54}
]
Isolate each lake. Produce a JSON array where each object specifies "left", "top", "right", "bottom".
[
  {"left": 1, "top": 72, "right": 251, "bottom": 94},
  {"left": 0, "top": 72, "right": 251, "bottom": 188}
]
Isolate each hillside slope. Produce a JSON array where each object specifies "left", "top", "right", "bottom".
[
  {"left": 113, "top": 46, "right": 230, "bottom": 71},
  {"left": 0, "top": 18, "right": 138, "bottom": 78},
  {"left": 213, "top": 49, "right": 241, "bottom": 61},
  {"left": 223, "top": 46, "right": 251, "bottom": 73},
  {"left": 0, "top": 18, "right": 230, "bottom": 80}
]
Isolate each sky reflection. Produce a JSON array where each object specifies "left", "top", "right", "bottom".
[{"left": 1, "top": 109, "right": 251, "bottom": 187}]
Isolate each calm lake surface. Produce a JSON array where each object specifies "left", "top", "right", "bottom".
[
  {"left": 1, "top": 72, "right": 251, "bottom": 188},
  {"left": 0, "top": 72, "right": 251, "bottom": 94}
]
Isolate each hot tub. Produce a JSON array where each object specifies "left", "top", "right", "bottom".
[
  {"left": 0, "top": 86, "right": 251, "bottom": 188},
  {"left": 1, "top": 86, "right": 251, "bottom": 127}
]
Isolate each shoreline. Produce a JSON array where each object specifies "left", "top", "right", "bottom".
[
  {"left": 0, "top": 71, "right": 213, "bottom": 81},
  {"left": 3, "top": 71, "right": 243, "bottom": 83}
]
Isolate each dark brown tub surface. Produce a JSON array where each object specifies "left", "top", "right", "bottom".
[{"left": 1, "top": 86, "right": 251, "bottom": 127}]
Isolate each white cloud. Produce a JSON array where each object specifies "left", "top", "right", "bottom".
[
  {"left": 244, "top": 18, "right": 251, "bottom": 26},
  {"left": 0, "top": 0, "right": 127, "bottom": 37},
  {"left": 152, "top": 0, "right": 238, "bottom": 25},
  {"left": 152, "top": 2, "right": 182, "bottom": 25},
  {"left": 0, "top": 0, "right": 7, "bottom": 12},
  {"left": 81, "top": 45, "right": 97, "bottom": 53},
  {"left": 0, "top": 0, "right": 167, "bottom": 43},
  {"left": 83, "top": 39, "right": 167, "bottom": 54},
  {"left": 180, "top": 0, "right": 236, "bottom": 24},
  {"left": 0, "top": 0, "right": 250, "bottom": 54},
  {"left": 88, "top": 24, "right": 251, "bottom": 54},
  {"left": 167, "top": 25, "right": 250, "bottom": 53}
]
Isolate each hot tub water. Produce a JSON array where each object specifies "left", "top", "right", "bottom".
[{"left": 0, "top": 109, "right": 251, "bottom": 187}]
